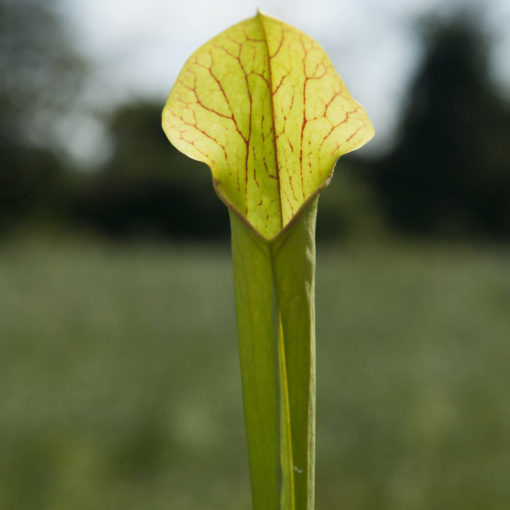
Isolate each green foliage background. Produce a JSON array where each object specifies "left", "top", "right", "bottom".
[{"left": 3, "top": 4, "right": 510, "bottom": 242}]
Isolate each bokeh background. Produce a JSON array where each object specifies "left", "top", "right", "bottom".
[{"left": 1, "top": 0, "right": 509, "bottom": 509}]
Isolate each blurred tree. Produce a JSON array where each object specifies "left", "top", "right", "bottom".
[
  {"left": 0, "top": 146, "right": 66, "bottom": 232},
  {"left": 0, "top": 0, "right": 84, "bottom": 233},
  {"left": 318, "top": 157, "right": 385, "bottom": 241},
  {"left": 70, "top": 102, "right": 230, "bottom": 240},
  {"left": 0, "top": 0, "right": 84, "bottom": 147},
  {"left": 371, "top": 12, "right": 510, "bottom": 238}
]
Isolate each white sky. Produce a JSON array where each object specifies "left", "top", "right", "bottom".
[{"left": 59, "top": 0, "right": 510, "bottom": 162}]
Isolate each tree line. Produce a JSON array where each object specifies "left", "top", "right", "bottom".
[{"left": 1, "top": 1, "right": 509, "bottom": 241}]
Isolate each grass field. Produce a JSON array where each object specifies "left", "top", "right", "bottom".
[{"left": 0, "top": 236, "right": 509, "bottom": 510}]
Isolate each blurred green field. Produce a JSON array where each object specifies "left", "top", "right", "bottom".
[{"left": 0, "top": 236, "right": 509, "bottom": 510}]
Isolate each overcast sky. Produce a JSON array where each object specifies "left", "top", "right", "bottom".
[{"left": 59, "top": 0, "right": 510, "bottom": 162}]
